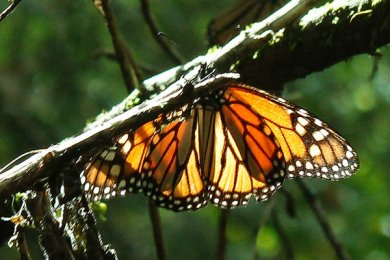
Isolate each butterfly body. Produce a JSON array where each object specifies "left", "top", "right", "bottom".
[{"left": 81, "top": 84, "right": 359, "bottom": 211}]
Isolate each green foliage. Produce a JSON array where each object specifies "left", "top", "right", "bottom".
[{"left": 1, "top": 0, "right": 390, "bottom": 259}]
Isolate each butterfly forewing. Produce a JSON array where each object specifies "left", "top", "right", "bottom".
[{"left": 226, "top": 85, "right": 359, "bottom": 181}]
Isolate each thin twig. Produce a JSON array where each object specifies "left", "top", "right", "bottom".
[
  {"left": 94, "top": 0, "right": 143, "bottom": 92},
  {"left": 95, "top": 2, "right": 170, "bottom": 253},
  {"left": 253, "top": 200, "right": 275, "bottom": 259},
  {"left": 63, "top": 166, "right": 117, "bottom": 259},
  {"left": 92, "top": 49, "right": 161, "bottom": 74},
  {"left": 271, "top": 209, "right": 294, "bottom": 259},
  {"left": 217, "top": 209, "right": 229, "bottom": 260},
  {"left": 80, "top": 195, "right": 118, "bottom": 259},
  {"left": 140, "top": 0, "right": 185, "bottom": 65},
  {"left": 148, "top": 201, "right": 166, "bottom": 260},
  {"left": 92, "top": 49, "right": 118, "bottom": 62},
  {"left": 24, "top": 189, "right": 75, "bottom": 259},
  {"left": 16, "top": 226, "right": 31, "bottom": 260},
  {"left": 281, "top": 188, "right": 296, "bottom": 218},
  {"left": 296, "top": 179, "right": 348, "bottom": 260},
  {"left": 0, "top": 0, "right": 21, "bottom": 22}
]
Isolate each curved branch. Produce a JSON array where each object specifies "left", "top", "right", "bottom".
[
  {"left": 140, "top": 0, "right": 185, "bottom": 65},
  {"left": 94, "top": 0, "right": 143, "bottom": 92},
  {"left": 296, "top": 179, "right": 348, "bottom": 260},
  {"left": 0, "top": 0, "right": 389, "bottom": 198},
  {"left": 95, "top": 0, "right": 390, "bottom": 125},
  {"left": 0, "top": 0, "right": 21, "bottom": 22},
  {"left": 237, "top": 0, "right": 390, "bottom": 88},
  {"left": 271, "top": 209, "right": 294, "bottom": 259}
]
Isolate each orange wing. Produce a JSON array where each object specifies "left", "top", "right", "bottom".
[
  {"left": 141, "top": 109, "right": 207, "bottom": 211},
  {"left": 198, "top": 98, "right": 285, "bottom": 208},
  {"left": 82, "top": 82, "right": 359, "bottom": 212},
  {"left": 82, "top": 120, "right": 155, "bottom": 201},
  {"left": 82, "top": 110, "right": 208, "bottom": 211},
  {"left": 224, "top": 84, "right": 359, "bottom": 181}
]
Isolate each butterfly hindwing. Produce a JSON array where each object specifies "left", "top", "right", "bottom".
[
  {"left": 81, "top": 121, "right": 156, "bottom": 200},
  {"left": 199, "top": 98, "right": 285, "bottom": 208},
  {"left": 142, "top": 110, "right": 207, "bottom": 211}
]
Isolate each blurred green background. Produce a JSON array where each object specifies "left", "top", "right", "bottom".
[{"left": 0, "top": 0, "right": 389, "bottom": 259}]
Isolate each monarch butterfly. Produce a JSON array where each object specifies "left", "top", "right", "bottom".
[{"left": 81, "top": 83, "right": 359, "bottom": 211}]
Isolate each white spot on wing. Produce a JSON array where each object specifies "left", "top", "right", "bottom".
[
  {"left": 121, "top": 141, "right": 131, "bottom": 155},
  {"left": 346, "top": 151, "right": 354, "bottom": 159},
  {"left": 297, "top": 117, "right": 309, "bottom": 126},
  {"left": 295, "top": 123, "right": 306, "bottom": 136},
  {"left": 342, "top": 159, "right": 349, "bottom": 167},
  {"left": 93, "top": 186, "right": 100, "bottom": 194},
  {"left": 288, "top": 165, "right": 295, "bottom": 172},
  {"left": 309, "top": 144, "right": 321, "bottom": 157},
  {"left": 118, "top": 134, "right": 129, "bottom": 144},
  {"left": 314, "top": 118, "right": 323, "bottom": 126},
  {"left": 320, "top": 129, "right": 329, "bottom": 136},
  {"left": 312, "top": 131, "right": 324, "bottom": 141},
  {"left": 305, "top": 162, "right": 314, "bottom": 170}
]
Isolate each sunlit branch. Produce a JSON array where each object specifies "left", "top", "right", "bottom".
[{"left": 0, "top": 0, "right": 21, "bottom": 22}]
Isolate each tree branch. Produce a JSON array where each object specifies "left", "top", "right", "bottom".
[
  {"left": 296, "top": 179, "right": 348, "bottom": 260},
  {"left": 0, "top": 0, "right": 389, "bottom": 198},
  {"left": 0, "top": 0, "right": 21, "bottom": 22},
  {"left": 271, "top": 209, "right": 294, "bottom": 259},
  {"left": 24, "top": 189, "right": 75, "bottom": 259},
  {"left": 88, "top": 0, "right": 390, "bottom": 127},
  {"left": 148, "top": 201, "right": 166, "bottom": 260},
  {"left": 238, "top": 0, "right": 390, "bottom": 88},
  {"left": 217, "top": 209, "right": 229, "bottom": 260},
  {"left": 94, "top": 0, "right": 143, "bottom": 92},
  {"left": 140, "top": 0, "right": 185, "bottom": 65}
]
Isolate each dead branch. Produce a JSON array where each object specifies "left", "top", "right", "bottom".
[
  {"left": 296, "top": 179, "right": 348, "bottom": 260},
  {"left": 94, "top": 0, "right": 143, "bottom": 92},
  {"left": 0, "top": 0, "right": 389, "bottom": 201},
  {"left": 0, "top": 0, "right": 22, "bottom": 22},
  {"left": 140, "top": 0, "right": 185, "bottom": 65}
]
